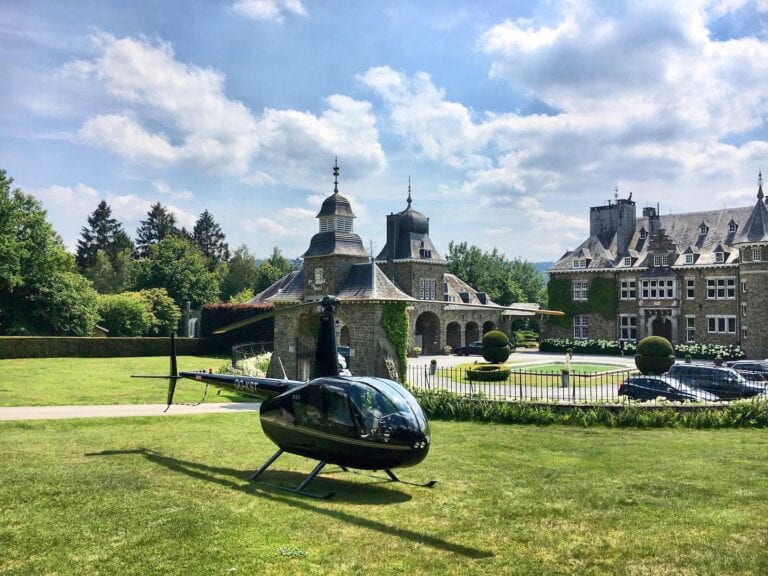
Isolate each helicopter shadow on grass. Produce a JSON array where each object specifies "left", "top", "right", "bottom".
[{"left": 88, "top": 448, "right": 493, "bottom": 559}]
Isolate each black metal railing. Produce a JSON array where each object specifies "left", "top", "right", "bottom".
[{"left": 407, "top": 364, "right": 768, "bottom": 405}]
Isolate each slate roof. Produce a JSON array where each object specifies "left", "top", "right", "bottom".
[
  {"left": 551, "top": 205, "right": 755, "bottom": 272},
  {"left": 336, "top": 263, "right": 415, "bottom": 302},
  {"left": 316, "top": 192, "right": 355, "bottom": 218},
  {"left": 444, "top": 273, "right": 500, "bottom": 306},
  {"left": 734, "top": 198, "right": 768, "bottom": 244},
  {"left": 303, "top": 231, "right": 369, "bottom": 258},
  {"left": 251, "top": 269, "right": 305, "bottom": 303}
]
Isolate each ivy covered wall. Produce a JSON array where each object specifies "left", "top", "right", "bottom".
[
  {"left": 380, "top": 301, "right": 409, "bottom": 382},
  {"left": 547, "top": 276, "right": 618, "bottom": 327}
]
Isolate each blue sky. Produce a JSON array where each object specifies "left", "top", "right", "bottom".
[{"left": 3, "top": 1, "right": 768, "bottom": 262}]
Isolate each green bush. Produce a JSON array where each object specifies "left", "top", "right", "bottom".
[
  {"left": 482, "top": 330, "right": 511, "bottom": 363},
  {"left": 97, "top": 293, "right": 153, "bottom": 337},
  {"left": 466, "top": 365, "right": 511, "bottom": 382},
  {"left": 634, "top": 335, "right": 675, "bottom": 375}
]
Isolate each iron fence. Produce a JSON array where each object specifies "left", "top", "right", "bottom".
[{"left": 406, "top": 363, "right": 768, "bottom": 406}]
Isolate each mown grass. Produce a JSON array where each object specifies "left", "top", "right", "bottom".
[
  {"left": 517, "top": 362, "right": 624, "bottom": 374},
  {"left": 436, "top": 361, "right": 629, "bottom": 388},
  {"left": 0, "top": 356, "right": 246, "bottom": 407},
  {"left": 1, "top": 415, "right": 767, "bottom": 575}
]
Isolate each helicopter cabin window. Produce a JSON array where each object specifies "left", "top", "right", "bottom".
[
  {"left": 348, "top": 382, "right": 399, "bottom": 437},
  {"left": 295, "top": 385, "right": 324, "bottom": 428},
  {"left": 323, "top": 385, "right": 354, "bottom": 432}
]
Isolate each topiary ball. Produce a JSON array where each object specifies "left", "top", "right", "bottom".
[
  {"left": 634, "top": 335, "right": 675, "bottom": 375},
  {"left": 482, "top": 330, "right": 511, "bottom": 363}
]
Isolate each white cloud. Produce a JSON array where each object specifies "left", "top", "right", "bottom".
[
  {"left": 108, "top": 193, "right": 197, "bottom": 230},
  {"left": 66, "top": 34, "right": 384, "bottom": 186},
  {"left": 152, "top": 180, "right": 194, "bottom": 201},
  {"left": 232, "top": 0, "right": 307, "bottom": 23},
  {"left": 243, "top": 206, "right": 316, "bottom": 238},
  {"left": 34, "top": 183, "right": 98, "bottom": 215}
]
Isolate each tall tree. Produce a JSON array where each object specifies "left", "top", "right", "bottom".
[
  {"left": 0, "top": 169, "right": 99, "bottom": 335},
  {"left": 220, "top": 244, "right": 260, "bottom": 301},
  {"left": 136, "top": 202, "right": 178, "bottom": 256},
  {"left": 446, "top": 241, "right": 546, "bottom": 306},
  {"left": 76, "top": 200, "right": 134, "bottom": 270},
  {"left": 254, "top": 246, "right": 294, "bottom": 293},
  {"left": 193, "top": 209, "right": 229, "bottom": 268},
  {"left": 135, "top": 236, "right": 219, "bottom": 308}
]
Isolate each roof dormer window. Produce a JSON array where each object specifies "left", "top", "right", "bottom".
[
  {"left": 685, "top": 253, "right": 694, "bottom": 265},
  {"left": 699, "top": 223, "right": 708, "bottom": 235},
  {"left": 715, "top": 251, "right": 725, "bottom": 263},
  {"left": 623, "top": 256, "right": 632, "bottom": 267},
  {"left": 639, "top": 229, "right": 647, "bottom": 240},
  {"left": 728, "top": 222, "right": 737, "bottom": 233},
  {"left": 572, "top": 258, "right": 587, "bottom": 269},
  {"left": 654, "top": 254, "right": 670, "bottom": 267}
]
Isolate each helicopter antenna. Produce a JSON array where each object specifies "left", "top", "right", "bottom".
[{"left": 277, "top": 354, "right": 288, "bottom": 381}]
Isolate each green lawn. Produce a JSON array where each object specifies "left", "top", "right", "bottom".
[
  {"left": 1, "top": 416, "right": 766, "bottom": 575},
  {"left": 517, "top": 362, "right": 625, "bottom": 374},
  {"left": 435, "top": 361, "right": 630, "bottom": 387},
  {"left": 0, "top": 356, "right": 247, "bottom": 407}
]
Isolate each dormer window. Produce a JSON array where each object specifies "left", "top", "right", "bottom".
[
  {"left": 639, "top": 229, "right": 647, "bottom": 240},
  {"left": 654, "top": 254, "right": 670, "bottom": 267},
  {"left": 728, "top": 222, "right": 737, "bottom": 233},
  {"left": 623, "top": 256, "right": 632, "bottom": 267},
  {"left": 715, "top": 251, "right": 725, "bottom": 263},
  {"left": 685, "top": 253, "right": 694, "bottom": 265},
  {"left": 572, "top": 258, "right": 587, "bottom": 269},
  {"left": 699, "top": 223, "right": 708, "bottom": 235}
]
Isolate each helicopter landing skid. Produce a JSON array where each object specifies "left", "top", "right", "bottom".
[
  {"left": 250, "top": 449, "right": 335, "bottom": 499},
  {"left": 339, "top": 466, "right": 437, "bottom": 488}
]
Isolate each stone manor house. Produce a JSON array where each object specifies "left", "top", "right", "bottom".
[
  {"left": 542, "top": 176, "right": 768, "bottom": 359},
  {"left": 252, "top": 162, "right": 541, "bottom": 379}
]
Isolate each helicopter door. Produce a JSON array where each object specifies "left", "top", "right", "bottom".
[
  {"left": 323, "top": 384, "right": 355, "bottom": 437},
  {"left": 294, "top": 385, "right": 324, "bottom": 429}
]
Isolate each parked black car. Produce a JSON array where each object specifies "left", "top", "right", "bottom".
[
  {"left": 618, "top": 375, "right": 719, "bottom": 402},
  {"left": 724, "top": 360, "right": 768, "bottom": 382},
  {"left": 667, "top": 364, "right": 767, "bottom": 399},
  {"left": 454, "top": 340, "right": 484, "bottom": 356}
]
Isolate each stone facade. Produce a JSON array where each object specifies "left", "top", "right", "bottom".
[{"left": 543, "top": 181, "right": 768, "bottom": 359}]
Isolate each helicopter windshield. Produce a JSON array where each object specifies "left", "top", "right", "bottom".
[
  {"left": 357, "top": 377, "right": 429, "bottom": 434},
  {"left": 347, "top": 379, "right": 422, "bottom": 439}
]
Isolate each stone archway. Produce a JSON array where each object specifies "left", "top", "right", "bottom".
[
  {"left": 465, "top": 321, "right": 480, "bottom": 344},
  {"left": 652, "top": 315, "right": 672, "bottom": 341},
  {"left": 446, "top": 321, "right": 461, "bottom": 350},
  {"left": 415, "top": 311, "right": 441, "bottom": 355},
  {"left": 482, "top": 321, "right": 496, "bottom": 334},
  {"left": 339, "top": 324, "right": 350, "bottom": 347}
]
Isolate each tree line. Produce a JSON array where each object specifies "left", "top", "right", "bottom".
[
  {"left": 0, "top": 169, "right": 294, "bottom": 337},
  {"left": 0, "top": 168, "right": 548, "bottom": 337}
]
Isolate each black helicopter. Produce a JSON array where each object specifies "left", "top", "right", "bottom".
[{"left": 135, "top": 296, "right": 435, "bottom": 499}]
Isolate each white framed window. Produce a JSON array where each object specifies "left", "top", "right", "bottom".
[
  {"left": 653, "top": 254, "right": 670, "bottom": 267},
  {"left": 741, "top": 280, "right": 747, "bottom": 293},
  {"left": 623, "top": 256, "right": 632, "bottom": 267},
  {"left": 685, "top": 278, "right": 695, "bottom": 299},
  {"left": 684, "top": 253, "right": 694, "bottom": 265},
  {"left": 742, "top": 326, "right": 747, "bottom": 340},
  {"left": 728, "top": 222, "right": 737, "bottom": 233},
  {"left": 573, "top": 315, "right": 589, "bottom": 339},
  {"left": 752, "top": 247, "right": 762, "bottom": 262},
  {"left": 741, "top": 303, "right": 747, "bottom": 316},
  {"left": 706, "top": 277, "right": 735, "bottom": 299},
  {"left": 619, "top": 315, "right": 637, "bottom": 341},
  {"left": 572, "top": 258, "right": 587, "bottom": 269},
  {"left": 419, "top": 278, "right": 437, "bottom": 300},
  {"left": 700, "top": 224, "right": 708, "bottom": 235},
  {"left": 686, "top": 316, "right": 695, "bottom": 343},
  {"left": 572, "top": 280, "right": 588, "bottom": 301},
  {"left": 641, "top": 278, "right": 675, "bottom": 299},
  {"left": 313, "top": 268, "right": 325, "bottom": 286},
  {"left": 619, "top": 279, "right": 636, "bottom": 300},
  {"left": 707, "top": 315, "right": 736, "bottom": 334},
  {"left": 715, "top": 251, "right": 725, "bottom": 263}
]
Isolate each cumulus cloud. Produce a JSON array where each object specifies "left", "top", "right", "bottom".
[
  {"left": 232, "top": 0, "right": 307, "bottom": 23},
  {"left": 152, "top": 180, "right": 194, "bottom": 201},
  {"left": 362, "top": 1, "right": 768, "bottom": 221},
  {"left": 34, "top": 183, "right": 98, "bottom": 214},
  {"left": 243, "top": 206, "right": 316, "bottom": 238},
  {"left": 66, "top": 33, "right": 385, "bottom": 186}
]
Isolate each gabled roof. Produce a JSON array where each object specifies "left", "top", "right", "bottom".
[{"left": 336, "top": 263, "right": 414, "bottom": 301}]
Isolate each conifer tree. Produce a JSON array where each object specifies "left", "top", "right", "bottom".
[
  {"left": 193, "top": 209, "right": 229, "bottom": 267},
  {"left": 136, "top": 202, "right": 178, "bottom": 256},
  {"left": 76, "top": 200, "right": 134, "bottom": 270}
]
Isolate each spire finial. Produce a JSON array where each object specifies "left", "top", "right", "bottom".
[
  {"left": 759, "top": 170, "right": 764, "bottom": 201},
  {"left": 333, "top": 157, "right": 340, "bottom": 194},
  {"left": 407, "top": 177, "right": 412, "bottom": 208}
]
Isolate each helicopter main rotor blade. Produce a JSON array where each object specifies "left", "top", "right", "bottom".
[
  {"left": 441, "top": 300, "right": 564, "bottom": 316},
  {"left": 212, "top": 301, "right": 319, "bottom": 334}
]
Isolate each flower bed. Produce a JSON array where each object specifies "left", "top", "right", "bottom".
[{"left": 540, "top": 338, "right": 745, "bottom": 361}]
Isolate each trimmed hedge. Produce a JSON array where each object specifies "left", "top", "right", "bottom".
[
  {"left": 540, "top": 338, "right": 746, "bottom": 361},
  {"left": 635, "top": 336, "right": 675, "bottom": 375},
  {"left": 482, "top": 330, "right": 511, "bottom": 363},
  {"left": 0, "top": 337, "right": 214, "bottom": 358},
  {"left": 466, "top": 365, "right": 511, "bottom": 382}
]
